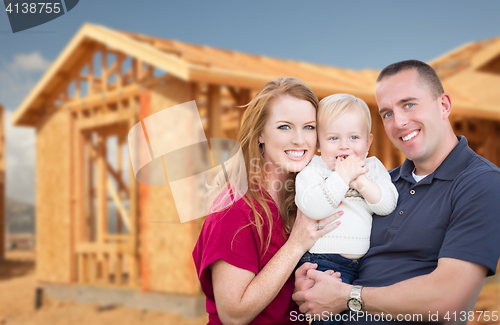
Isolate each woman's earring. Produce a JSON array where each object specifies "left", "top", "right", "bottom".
[
  {"left": 258, "top": 142, "right": 265, "bottom": 156},
  {"left": 365, "top": 152, "right": 368, "bottom": 158}
]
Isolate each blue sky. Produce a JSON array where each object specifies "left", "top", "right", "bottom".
[
  {"left": 0, "top": 0, "right": 499, "bottom": 203},
  {"left": 1, "top": 0, "right": 499, "bottom": 109}
]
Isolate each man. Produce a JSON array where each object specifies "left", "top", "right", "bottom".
[{"left": 293, "top": 60, "right": 500, "bottom": 324}]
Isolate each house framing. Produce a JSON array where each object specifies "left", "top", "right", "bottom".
[{"left": 11, "top": 23, "right": 500, "bottom": 316}]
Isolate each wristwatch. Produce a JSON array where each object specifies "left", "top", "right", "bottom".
[{"left": 347, "top": 285, "right": 363, "bottom": 312}]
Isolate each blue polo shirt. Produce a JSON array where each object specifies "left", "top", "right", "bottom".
[{"left": 345, "top": 136, "right": 500, "bottom": 324}]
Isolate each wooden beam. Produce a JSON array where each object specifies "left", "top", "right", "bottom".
[
  {"left": 75, "top": 242, "right": 134, "bottom": 254},
  {"left": 66, "top": 74, "right": 168, "bottom": 115},
  {"left": 208, "top": 84, "right": 222, "bottom": 138},
  {"left": 103, "top": 234, "right": 129, "bottom": 242},
  {"left": 76, "top": 109, "right": 131, "bottom": 131}
]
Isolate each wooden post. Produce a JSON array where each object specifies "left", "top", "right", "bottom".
[
  {"left": 101, "top": 50, "right": 108, "bottom": 92},
  {"left": 96, "top": 133, "right": 107, "bottom": 246},
  {"left": 75, "top": 78, "right": 81, "bottom": 99},
  {"left": 128, "top": 96, "right": 139, "bottom": 288},
  {"left": 87, "top": 59, "right": 94, "bottom": 96},
  {"left": 116, "top": 135, "right": 124, "bottom": 234},
  {"left": 208, "top": 84, "right": 222, "bottom": 138},
  {"left": 86, "top": 136, "right": 95, "bottom": 242},
  {"left": 69, "top": 112, "right": 76, "bottom": 283},
  {"left": 77, "top": 253, "right": 86, "bottom": 283},
  {"left": 115, "top": 253, "right": 123, "bottom": 285},
  {"left": 116, "top": 54, "right": 124, "bottom": 89},
  {"left": 102, "top": 253, "right": 110, "bottom": 284},
  {"left": 88, "top": 253, "right": 97, "bottom": 284}
]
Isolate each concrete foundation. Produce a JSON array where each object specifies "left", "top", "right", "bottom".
[{"left": 41, "top": 283, "right": 206, "bottom": 318}]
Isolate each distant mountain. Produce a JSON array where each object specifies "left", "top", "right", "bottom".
[
  {"left": 6, "top": 197, "right": 35, "bottom": 233},
  {"left": 4, "top": 198, "right": 128, "bottom": 235}
]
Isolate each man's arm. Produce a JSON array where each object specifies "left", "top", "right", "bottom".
[{"left": 293, "top": 257, "right": 487, "bottom": 322}]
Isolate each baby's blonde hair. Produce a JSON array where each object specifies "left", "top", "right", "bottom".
[{"left": 317, "top": 93, "right": 372, "bottom": 134}]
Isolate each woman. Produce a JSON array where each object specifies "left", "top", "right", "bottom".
[{"left": 193, "top": 77, "right": 343, "bottom": 325}]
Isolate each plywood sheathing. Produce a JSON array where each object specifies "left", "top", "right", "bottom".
[
  {"left": 139, "top": 76, "right": 201, "bottom": 295},
  {"left": 36, "top": 109, "right": 71, "bottom": 283}
]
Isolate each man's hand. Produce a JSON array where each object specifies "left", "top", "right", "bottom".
[
  {"left": 293, "top": 269, "right": 352, "bottom": 316},
  {"left": 294, "top": 262, "right": 318, "bottom": 295}
]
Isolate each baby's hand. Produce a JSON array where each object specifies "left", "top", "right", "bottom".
[
  {"left": 303, "top": 274, "right": 316, "bottom": 290},
  {"left": 324, "top": 269, "right": 343, "bottom": 281},
  {"left": 350, "top": 173, "right": 369, "bottom": 192},
  {"left": 336, "top": 155, "right": 367, "bottom": 185}
]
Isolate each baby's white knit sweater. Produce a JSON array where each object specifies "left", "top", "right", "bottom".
[{"left": 295, "top": 155, "right": 398, "bottom": 255}]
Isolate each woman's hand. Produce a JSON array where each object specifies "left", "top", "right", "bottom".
[{"left": 287, "top": 208, "right": 343, "bottom": 253}]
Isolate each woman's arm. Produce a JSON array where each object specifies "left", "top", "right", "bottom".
[{"left": 211, "top": 210, "right": 343, "bottom": 325}]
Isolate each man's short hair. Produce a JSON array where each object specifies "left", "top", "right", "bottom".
[{"left": 377, "top": 60, "right": 444, "bottom": 99}]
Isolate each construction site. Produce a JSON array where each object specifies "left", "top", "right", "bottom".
[{"left": 1, "top": 23, "right": 499, "bottom": 324}]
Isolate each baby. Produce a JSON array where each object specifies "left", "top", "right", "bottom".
[{"left": 295, "top": 93, "right": 398, "bottom": 324}]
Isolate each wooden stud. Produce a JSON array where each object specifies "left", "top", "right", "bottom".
[
  {"left": 77, "top": 253, "right": 85, "bottom": 283},
  {"left": 117, "top": 135, "right": 124, "bottom": 234},
  {"left": 69, "top": 111, "right": 76, "bottom": 282},
  {"left": 115, "top": 254, "right": 123, "bottom": 285},
  {"left": 106, "top": 179, "right": 131, "bottom": 231},
  {"left": 208, "top": 84, "right": 222, "bottom": 138},
  {"left": 101, "top": 50, "right": 108, "bottom": 92},
  {"left": 87, "top": 59, "right": 94, "bottom": 96},
  {"left": 116, "top": 53, "right": 125, "bottom": 89},
  {"left": 85, "top": 135, "right": 95, "bottom": 242},
  {"left": 88, "top": 253, "right": 97, "bottom": 284},
  {"left": 102, "top": 253, "right": 110, "bottom": 285},
  {"left": 128, "top": 96, "right": 139, "bottom": 288},
  {"left": 96, "top": 133, "right": 107, "bottom": 245}
]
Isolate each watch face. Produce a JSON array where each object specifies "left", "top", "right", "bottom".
[{"left": 348, "top": 298, "right": 362, "bottom": 311}]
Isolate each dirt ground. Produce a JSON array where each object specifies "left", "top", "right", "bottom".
[
  {"left": 0, "top": 251, "right": 498, "bottom": 325},
  {"left": 0, "top": 251, "right": 208, "bottom": 325}
]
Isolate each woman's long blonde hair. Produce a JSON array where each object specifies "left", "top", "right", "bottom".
[{"left": 236, "top": 77, "right": 318, "bottom": 254}]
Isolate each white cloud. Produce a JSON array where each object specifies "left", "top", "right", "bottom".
[
  {"left": 9, "top": 52, "right": 51, "bottom": 72},
  {"left": 0, "top": 52, "right": 48, "bottom": 204},
  {"left": 0, "top": 51, "right": 51, "bottom": 110},
  {"left": 4, "top": 110, "right": 35, "bottom": 204}
]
